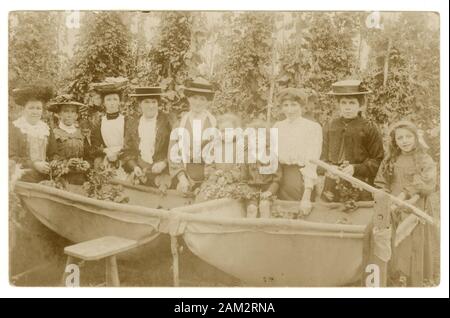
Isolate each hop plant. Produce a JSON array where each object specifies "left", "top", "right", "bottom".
[{"left": 82, "top": 164, "right": 129, "bottom": 204}]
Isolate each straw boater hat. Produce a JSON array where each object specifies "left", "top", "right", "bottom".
[
  {"left": 327, "top": 80, "right": 371, "bottom": 96},
  {"left": 89, "top": 77, "right": 129, "bottom": 98},
  {"left": 12, "top": 84, "right": 54, "bottom": 106},
  {"left": 129, "top": 87, "right": 164, "bottom": 100},
  {"left": 183, "top": 77, "right": 215, "bottom": 100},
  {"left": 47, "top": 94, "right": 87, "bottom": 113}
]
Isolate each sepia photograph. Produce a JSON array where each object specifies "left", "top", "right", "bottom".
[{"left": 5, "top": 7, "right": 445, "bottom": 292}]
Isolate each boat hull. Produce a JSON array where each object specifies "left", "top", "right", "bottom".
[
  {"left": 176, "top": 198, "right": 374, "bottom": 286},
  {"left": 13, "top": 182, "right": 192, "bottom": 260}
]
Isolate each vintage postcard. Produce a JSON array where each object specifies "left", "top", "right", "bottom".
[{"left": 7, "top": 10, "right": 442, "bottom": 290}]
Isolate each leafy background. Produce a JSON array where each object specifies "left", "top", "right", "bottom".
[{"left": 9, "top": 11, "right": 440, "bottom": 162}]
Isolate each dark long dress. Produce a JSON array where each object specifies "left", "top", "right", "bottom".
[
  {"left": 122, "top": 113, "right": 172, "bottom": 187},
  {"left": 47, "top": 126, "right": 90, "bottom": 185}
]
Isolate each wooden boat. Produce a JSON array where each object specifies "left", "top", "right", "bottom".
[
  {"left": 13, "top": 180, "right": 431, "bottom": 287},
  {"left": 13, "top": 181, "right": 194, "bottom": 260},
  {"left": 173, "top": 198, "right": 377, "bottom": 287}
]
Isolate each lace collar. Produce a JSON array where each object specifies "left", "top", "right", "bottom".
[
  {"left": 58, "top": 121, "right": 78, "bottom": 134},
  {"left": 13, "top": 116, "right": 50, "bottom": 139}
]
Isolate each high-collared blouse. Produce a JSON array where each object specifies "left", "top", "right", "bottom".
[
  {"left": 273, "top": 116, "right": 323, "bottom": 188},
  {"left": 11, "top": 116, "right": 50, "bottom": 163},
  {"left": 100, "top": 114, "right": 125, "bottom": 154}
]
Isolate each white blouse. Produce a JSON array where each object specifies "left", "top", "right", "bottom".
[
  {"left": 138, "top": 115, "right": 157, "bottom": 164},
  {"left": 273, "top": 116, "right": 323, "bottom": 188},
  {"left": 13, "top": 116, "right": 50, "bottom": 162},
  {"left": 101, "top": 115, "right": 125, "bottom": 154}
]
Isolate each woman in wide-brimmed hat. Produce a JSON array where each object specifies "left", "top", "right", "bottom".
[
  {"left": 320, "top": 79, "right": 384, "bottom": 204},
  {"left": 272, "top": 87, "right": 323, "bottom": 215},
  {"left": 9, "top": 84, "right": 54, "bottom": 182},
  {"left": 90, "top": 77, "right": 131, "bottom": 177},
  {"left": 123, "top": 87, "right": 172, "bottom": 188},
  {"left": 169, "top": 77, "right": 217, "bottom": 194},
  {"left": 46, "top": 95, "right": 92, "bottom": 185}
]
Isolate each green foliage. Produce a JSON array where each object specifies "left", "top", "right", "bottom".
[
  {"left": 9, "top": 11, "right": 62, "bottom": 121},
  {"left": 9, "top": 12, "right": 61, "bottom": 89},
  {"left": 362, "top": 12, "right": 440, "bottom": 162},
  {"left": 9, "top": 11, "right": 440, "bottom": 164},
  {"left": 278, "top": 12, "right": 359, "bottom": 123},
  {"left": 213, "top": 12, "right": 274, "bottom": 120},
  {"left": 129, "top": 12, "right": 206, "bottom": 117},
  {"left": 66, "top": 12, "right": 133, "bottom": 101}
]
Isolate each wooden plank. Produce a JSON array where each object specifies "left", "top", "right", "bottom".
[
  {"left": 370, "top": 192, "right": 391, "bottom": 287},
  {"left": 64, "top": 236, "right": 138, "bottom": 261},
  {"left": 311, "top": 159, "right": 435, "bottom": 225}
]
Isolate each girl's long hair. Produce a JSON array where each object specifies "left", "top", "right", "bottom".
[{"left": 382, "top": 120, "right": 429, "bottom": 177}]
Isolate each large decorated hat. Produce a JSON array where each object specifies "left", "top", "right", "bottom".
[
  {"left": 183, "top": 77, "right": 215, "bottom": 99},
  {"left": 89, "top": 77, "right": 129, "bottom": 96},
  {"left": 327, "top": 80, "right": 371, "bottom": 96},
  {"left": 47, "top": 94, "right": 87, "bottom": 113},
  {"left": 12, "top": 84, "right": 54, "bottom": 106},
  {"left": 129, "top": 87, "right": 163, "bottom": 98}
]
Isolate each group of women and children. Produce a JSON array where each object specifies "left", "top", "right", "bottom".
[{"left": 9, "top": 75, "right": 438, "bottom": 284}]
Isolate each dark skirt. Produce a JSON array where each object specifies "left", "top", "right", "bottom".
[{"left": 278, "top": 164, "right": 307, "bottom": 201}]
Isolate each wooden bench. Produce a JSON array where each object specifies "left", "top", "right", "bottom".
[{"left": 63, "top": 236, "right": 138, "bottom": 287}]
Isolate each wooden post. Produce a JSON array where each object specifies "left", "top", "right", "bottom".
[
  {"left": 170, "top": 235, "right": 180, "bottom": 287},
  {"left": 368, "top": 192, "right": 392, "bottom": 287},
  {"left": 105, "top": 256, "right": 120, "bottom": 287},
  {"left": 267, "top": 22, "right": 277, "bottom": 123},
  {"left": 383, "top": 38, "right": 392, "bottom": 87},
  {"left": 62, "top": 256, "right": 74, "bottom": 287}
]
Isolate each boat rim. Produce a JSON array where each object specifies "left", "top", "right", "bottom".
[{"left": 13, "top": 181, "right": 370, "bottom": 235}]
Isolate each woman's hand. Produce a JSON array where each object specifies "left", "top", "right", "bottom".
[
  {"left": 341, "top": 164, "right": 355, "bottom": 176},
  {"left": 152, "top": 161, "right": 167, "bottom": 174},
  {"left": 177, "top": 173, "right": 190, "bottom": 194},
  {"left": 93, "top": 157, "right": 103, "bottom": 170},
  {"left": 33, "top": 161, "right": 50, "bottom": 174},
  {"left": 133, "top": 166, "right": 144, "bottom": 178},
  {"left": 299, "top": 199, "right": 313, "bottom": 216},
  {"left": 107, "top": 152, "right": 118, "bottom": 162}
]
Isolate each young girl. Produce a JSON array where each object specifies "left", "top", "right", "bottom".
[
  {"left": 47, "top": 96, "right": 91, "bottom": 185},
  {"left": 374, "top": 120, "right": 437, "bottom": 286},
  {"left": 243, "top": 119, "right": 282, "bottom": 218}
]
